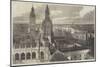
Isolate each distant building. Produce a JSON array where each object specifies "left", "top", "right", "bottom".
[
  {"left": 51, "top": 30, "right": 91, "bottom": 61},
  {"left": 72, "top": 30, "right": 87, "bottom": 41}
]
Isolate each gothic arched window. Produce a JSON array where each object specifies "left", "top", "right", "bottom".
[
  {"left": 21, "top": 53, "right": 25, "bottom": 60},
  {"left": 15, "top": 44, "right": 19, "bottom": 49},
  {"left": 15, "top": 53, "right": 19, "bottom": 60},
  {"left": 26, "top": 39, "right": 31, "bottom": 48},
  {"left": 21, "top": 44, "right": 25, "bottom": 48},
  {"left": 26, "top": 52, "right": 31, "bottom": 59},
  {"left": 32, "top": 40, "right": 36, "bottom": 47},
  {"left": 32, "top": 52, "right": 36, "bottom": 59},
  {"left": 26, "top": 44, "right": 31, "bottom": 48},
  {"left": 39, "top": 42, "right": 43, "bottom": 47},
  {"left": 40, "top": 51, "right": 44, "bottom": 59}
]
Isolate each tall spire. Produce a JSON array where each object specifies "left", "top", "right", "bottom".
[
  {"left": 30, "top": 5, "right": 35, "bottom": 17},
  {"left": 28, "top": 5, "right": 36, "bottom": 33},
  {"left": 42, "top": 5, "right": 53, "bottom": 38},
  {"left": 45, "top": 5, "right": 50, "bottom": 19}
]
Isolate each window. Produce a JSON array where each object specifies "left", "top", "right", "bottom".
[
  {"left": 21, "top": 44, "right": 25, "bottom": 48},
  {"left": 15, "top": 44, "right": 19, "bottom": 49},
  {"left": 32, "top": 40, "right": 36, "bottom": 47},
  {"left": 15, "top": 53, "right": 19, "bottom": 60},
  {"left": 40, "top": 42, "right": 43, "bottom": 47},
  {"left": 27, "top": 35, "right": 30, "bottom": 39},
  {"left": 26, "top": 44, "right": 31, "bottom": 48},
  {"left": 32, "top": 52, "right": 36, "bottom": 59},
  {"left": 21, "top": 53, "right": 25, "bottom": 60},
  {"left": 40, "top": 51, "right": 44, "bottom": 59},
  {"left": 26, "top": 53, "right": 31, "bottom": 59},
  {"left": 26, "top": 39, "right": 31, "bottom": 48}
]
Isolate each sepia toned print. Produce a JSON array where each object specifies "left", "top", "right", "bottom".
[{"left": 11, "top": 1, "right": 96, "bottom": 66}]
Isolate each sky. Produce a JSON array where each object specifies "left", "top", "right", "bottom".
[{"left": 12, "top": 1, "right": 95, "bottom": 24}]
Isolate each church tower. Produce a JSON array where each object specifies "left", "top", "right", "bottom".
[
  {"left": 38, "top": 5, "right": 53, "bottom": 62},
  {"left": 28, "top": 6, "right": 36, "bottom": 34},
  {"left": 42, "top": 5, "right": 53, "bottom": 42}
]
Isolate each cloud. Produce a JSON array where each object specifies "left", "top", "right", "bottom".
[
  {"left": 80, "top": 6, "right": 95, "bottom": 17},
  {"left": 12, "top": 1, "right": 95, "bottom": 24},
  {"left": 72, "top": 9, "right": 95, "bottom": 24}
]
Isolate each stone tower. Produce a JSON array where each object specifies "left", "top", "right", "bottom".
[
  {"left": 28, "top": 6, "right": 36, "bottom": 34},
  {"left": 42, "top": 5, "right": 53, "bottom": 42},
  {"left": 38, "top": 5, "right": 54, "bottom": 62}
]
